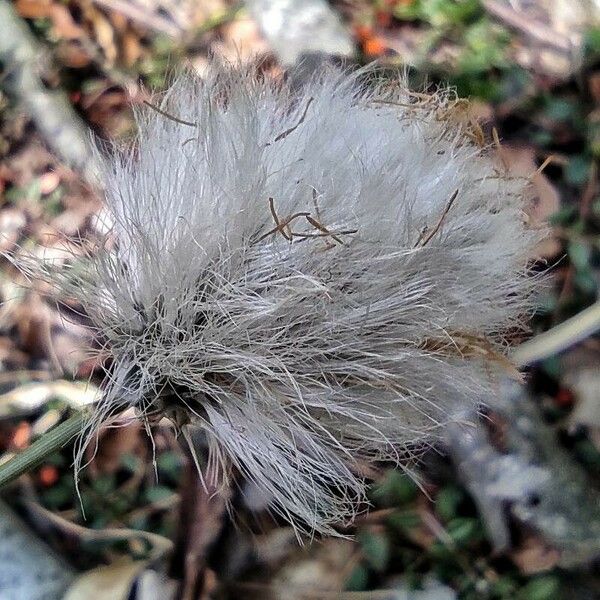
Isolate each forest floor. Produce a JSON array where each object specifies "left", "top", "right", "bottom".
[{"left": 1, "top": 1, "right": 600, "bottom": 598}]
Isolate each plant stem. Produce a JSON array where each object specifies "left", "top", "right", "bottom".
[
  {"left": 512, "top": 300, "right": 600, "bottom": 366},
  {"left": 0, "top": 412, "right": 86, "bottom": 488}
]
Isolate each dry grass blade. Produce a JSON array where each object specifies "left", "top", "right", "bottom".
[
  {"left": 256, "top": 198, "right": 310, "bottom": 242},
  {"left": 422, "top": 332, "right": 523, "bottom": 381},
  {"left": 305, "top": 215, "right": 346, "bottom": 245},
  {"left": 512, "top": 300, "right": 600, "bottom": 366},
  {"left": 143, "top": 101, "right": 197, "bottom": 128},
  {"left": 415, "top": 189, "right": 459, "bottom": 247},
  {"left": 269, "top": 97, "right": 314, "bottom": 144}
]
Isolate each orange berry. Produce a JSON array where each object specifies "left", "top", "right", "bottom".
[
  {"left": 364, "top": 37, "right": 387, "bottom": 57},
  {"left": 355, "top": 24, "right": 373, "bottom": 42},
  {"left": 39, "top": 465, "right": 59, "bottom": 487}
]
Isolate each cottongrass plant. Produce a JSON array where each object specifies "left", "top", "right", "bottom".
[{"left": 36, "top": 63, "right": 539, "bottom": 536}]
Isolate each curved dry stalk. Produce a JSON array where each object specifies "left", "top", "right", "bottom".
[{"left": 512, "top": 300, "right": 600, "bottom": 366}]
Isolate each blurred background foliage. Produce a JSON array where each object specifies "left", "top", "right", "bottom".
[{"left": 1, "top": 0, "right": 600, "bottom": 598}]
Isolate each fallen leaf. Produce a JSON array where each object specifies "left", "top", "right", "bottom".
[
  {"left": 14, "top": 0, "right": 52, "bottom": 19},
  {"left": 497, "top": 144, "right": 561, "bottom": 258},
  {"left": 510, "top": 533, "right": 561, "bottom": 574},
  {"left": 39, "top": 171, "right": 60, "bottom": 195},
  {"left": 215, "top": 17, "right": 270, "bottom": 63},
  {"left": 272, "top": 538, "right": 357, "bottom": 599},
  {"left": 64, "top": 561, "right": 150, "bottom": 600},
  {"left": 49, "top": 3, "right": 86, "bottom": 40},
  {"left": 0, "top": 380, "right": 99, "bottom": 418},
  {"left": 88, "top": 6, "right": 118, "bottom": 66},
  {"left": 91, "top": 418, "right": 142, "bottom": 474}
]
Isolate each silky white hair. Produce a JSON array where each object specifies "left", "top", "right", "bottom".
[{"left": 46, "top": 63, "right": 538, "bottom": 535}]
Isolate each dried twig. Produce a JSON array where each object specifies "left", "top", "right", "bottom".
[
  {"left": 267, "top": 97, "right": 314, "bottom": 145},
  {"left": 422, "top": 331, "right": 523, "bottom": 381},
  {"left": 143, "top": 100, "right": 197, "bottom": 127},
  {"left": 415, "top": 189, "right": 459, "bottom": 247},
  {"left": 482, "top": 0, "right": 572, "bottom": 52},
  {"left": 256, "top": 197, "right": 310, "bottom": 242},
  {"left": 0, "top": 0, "right": 99, "bottom": 182},
  {"left": 305, "top": 214, "right": 345, "bottom": 245},
  {"left": 533, "top": 155, "right": 555, "bottom": 177},
  {"left": 258, "top": 196, "right": 357, "bottom": 247},
  {"left": 92, "top": 0, "right": 182, "bottom": 37}
]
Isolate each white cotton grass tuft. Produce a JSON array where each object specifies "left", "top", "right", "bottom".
[{"left": 47, "top": 63, "right": 539, "bottom": 536}]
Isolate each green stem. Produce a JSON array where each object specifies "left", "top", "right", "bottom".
[{"left": 0, "top": 412, "right": 86, "bottom": 488}]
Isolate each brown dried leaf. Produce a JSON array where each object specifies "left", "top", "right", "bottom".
[
  {"left": 14, "top": 0, "right": 52, "bottom": 19},
  {"left": 497, "top": 144, "right": 561, "bottom": 258},
  {"left": 91, "top": 419, "right": 142, "bottom": 474},
  {"left": 120, "top": 29, "right": 143, "bottom": 67},
  {"left": 174, "top": 457, "right": 231, "bottom": 600},
  {"left": 49, "top": 4, "right": 86, "bottom": 40},
  {"left": 0, "top": 337, "right": 29, "bottom": 371},
  {"left": 88, "top": 6, "right": 118, "bottom": 66},
  {"left": 510, "top": 533, "right": 561, "bottom": 574},
  {"left": 271, "top": 538, "right": 357, "bottom": 599},
  {"left": 212, "top": 16, "right": 270, "bottom": 64}
]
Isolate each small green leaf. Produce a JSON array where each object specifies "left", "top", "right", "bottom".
[
  {"left": 387, "top": 509, "right": 422, "bottom": 532},
  {"left": 518, "top": 576, "right": 560, "bottom": 600},
  {"left": 359, "top": 531, "right": 390, "bottom": 572},
  {"left": 393, "top": 0, "right": 423, "bottom": 21},
  {"left": 575, "top": 438, "right": 600, "bottom": 469},
  {"left": 565, "top": 155, "right": 591, "bottom": 185},
  {"left": 128, "top": 515, "right": 149, "bottom": 530},
  {"left": 447, "top": 517, "right": 481, "bottom": 545},
  {"left": 435, "top": 485, "right": 464, "bottom": 521},
  {"left": 428, "top": 540, "right": 453, "bottom": 559},
  {"left": 371, "top": 470, "right": 418, "bottom": 506},
  {"left": 92, "top": 474, "right": 116, "bottom": 495},
  {"left": 544, "top": 98, "right": 577, "bottom": 122},
  {"left": 42, "top": 484, "right": 72, "bottom": 509},
  {"left": 574, "top": 268, "right": 597, "bottom": 295},
  {"left": 156, "top": 451, "right": 183, "bottom": 483},
  {"left": 345, "top": 564, "right": 369, "bottom": 591},
  {"left": 568, "top": 241, "right": 591, "bottom": 271},
  {"left": 541, "top": 356, "right": 561, "bottom": 379},
  {"left": 491, "top": 575, "right": 517, "bottom": 597},
  {"left": 532, "top": 130, "right": 553, "bottom": 147},
  {"left": 144, "top": 485, "right": 174, "bottom": 504},
  {"left": 44, "top": 453, "right": 67, "bottom": 467},
  {"left": 120, "top": 453, "right": 140, "bottom": 473},
  {"left": 548, "top": 205, "right": 576, "bottom": 226},
  {"left": 584, "top": 28, "right": 600, "bottom": 55}
]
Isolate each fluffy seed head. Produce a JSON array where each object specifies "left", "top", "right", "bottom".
[{"left": 49, "top": 63, "right": 538, "bottom": 535}]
